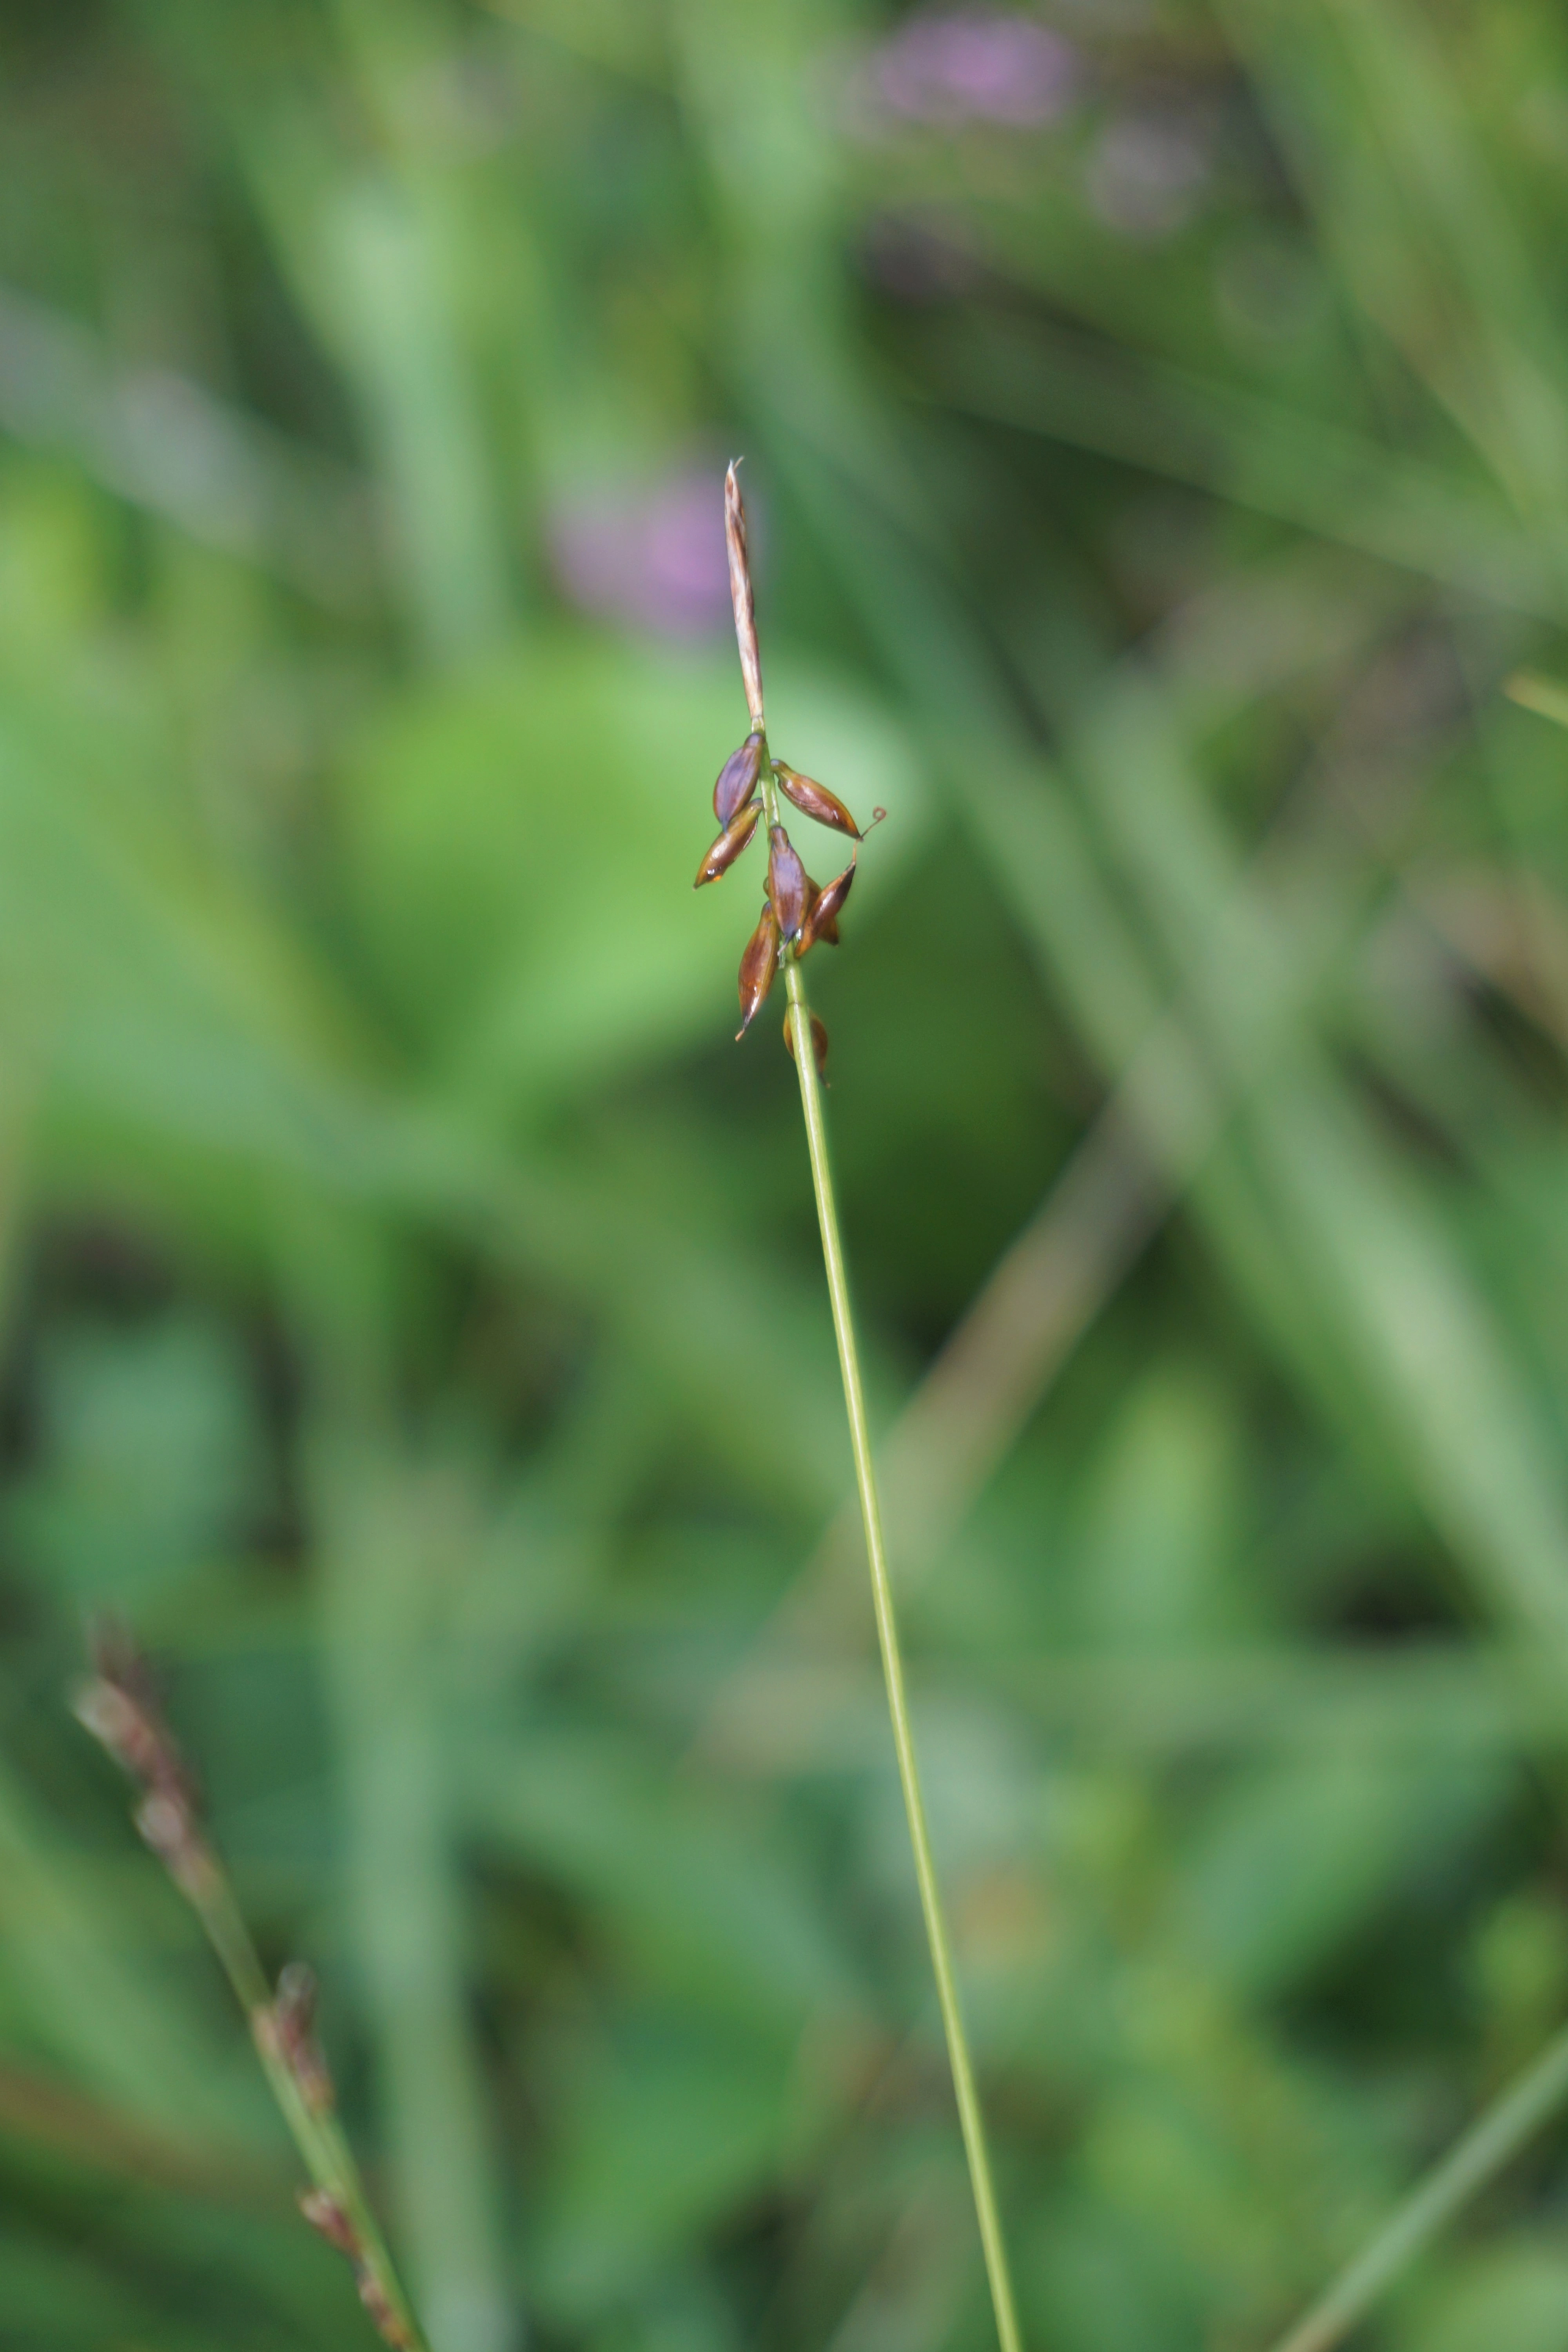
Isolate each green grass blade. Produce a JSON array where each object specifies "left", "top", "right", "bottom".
[
  {"left": 1268, "top": 2021, "right": 1568, "bottom": 2352},
  {"left": 1505, "top": 671, "right": 1568, "bottom": 730}
]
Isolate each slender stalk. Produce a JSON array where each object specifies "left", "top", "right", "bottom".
[
  {"left": 196, "top": 1872, "right": 429, "bottom": 2352},
  {"left": 1266, "top": 2017, "right": 1568, "bottom": 2352},
  {"left": 722, "top": 460, "right": 1021, "bottom": 2351},
  {"left": 74, "top": 1646, "right": 430, "bottom": 2352},
  {"left": 766, "top": 784, "right": 1024, "bottom": 2352}
]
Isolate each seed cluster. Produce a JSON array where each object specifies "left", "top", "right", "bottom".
[
  {"left": 702, "top": 463, "right": 885, "bottom": 1076},
  {"left": 695, "top": 736, "right": 881, "bottom": 1070},
  {"left": 74, "top": 1624, "right": 220, "bottom": 1907}
]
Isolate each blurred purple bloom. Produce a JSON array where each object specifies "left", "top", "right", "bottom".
[
  {"left": 549, "top": 470, "right": 736, "bottom": 638},
  {"left": 870, "top": 11, "right": 1078, "bottom": 128}
]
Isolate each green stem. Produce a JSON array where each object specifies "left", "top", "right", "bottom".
[
  {"left": 1266, "top": 2016, "right": 1568, "bottom": 2352},
  {"left": 187, "top": 1857, "right": 431, "bottom": 2352},
  {"left": 768, "top": 761, "right": 1023, "bottom": 2352}
]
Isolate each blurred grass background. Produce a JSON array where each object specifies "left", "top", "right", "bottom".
[{"left": 7, "top": 2, "right": 1568, "bottom": 2348}]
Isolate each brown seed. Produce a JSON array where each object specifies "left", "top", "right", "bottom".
[
  {"left": 767, "top": 825, "right": 809, "bottom": 942},
  {"left": 713, "top": 731, "right": 764, "bottom": 827},
  {"left": 357, "top": 2271, "right": 418, "bottom": 2352},
  {"left": 272, "top": 1962, "right": 335, "bottom": 2114},
  {"left": 76, "top": 1621, "right": 196, "bottom": 1805},
  {"left": 694, "top": 798, "right": 762, "bottom": 887},
  {"left": 736, "top": 903, "right": 780, "bottom": 1037},
  {"left": 134, "top": 1788, "right": 184, "bottom": 1860},
  {"left": 774, "top": 761, "right": 864, "bottom": 840},
  {"left": 797, "top": 853, "right": 856, "bottom": 954},
  {"left": 276, "top": 1960, "right": 318, "bottom": 2040},
  {"left": 299, "top": 2189, "right": 359, "bottom": 2259},
  {"left": 783, "top": 1007, "right": 829, "bottom": 1078}
]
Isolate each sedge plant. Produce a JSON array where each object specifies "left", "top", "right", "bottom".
[
  {"left": 74, "top": 1624, "right": 432, "bottom": 2352},
  {"left": 696, "top": 463, "right": 1023, "bottom": 2352}
]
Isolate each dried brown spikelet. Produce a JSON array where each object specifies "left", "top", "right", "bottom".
[
  {"left": 270, "top": 1962, "right": 335, "bottom": 2114},
  {"left": 774, "top": 761, "right": 865, "bottom": 840},
  {"left": 767, "top": 825, "right": 809, "bottom": 942},
  {"left": 300, "top": 2192, "right": 416, "bottom": 2350},
  {"left": 797, "top": 854, "right": 856, "bottom": 954},
  {"left": 300, "top": 2189, "right": 358, "bottom": 2258},
  {"left": 713, "top": 731, "right": 764, "bottom": 827},
  {"left": 736, "top": 902, "right": 780, "bottom": 1036},
  {"left": 358, "top": 2273, "right": 419, "bottom": 2351},
  {"left": 694, "top": 797, "right": 762, "bottom": 886}
]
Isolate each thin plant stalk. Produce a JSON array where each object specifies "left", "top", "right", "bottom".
[
  {"left": 728, "top": 464, "right": 1023, "bottom": 2352},
  {"left": 784, "top": 938, "right": 1024, "bottom": 2352},
  {"left": 1266, "top": 2015, "right": 1568, "bottom": 2352},
  {"left": 197, "top": 1871, "right": 428, "bottom": 2352},
  {"left": 75, "top": 1639, "right": 430, "bottom": 2352}
]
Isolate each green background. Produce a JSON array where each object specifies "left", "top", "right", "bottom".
[{"left": 5, "top": 3, "right": 1568, "bottom": 2348}]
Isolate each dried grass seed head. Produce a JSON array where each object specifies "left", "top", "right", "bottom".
[
  {"left": 736, "top": 901, "right": 781, "bottom": 1036},
  {"left": 270, "top": 1960, "right": 336, "bottom": 2113},
  {"left": 713, "top": 730, "right": 764, "bottom": 827},
  {"left": 300, "top": 2194, "right": 418, "bottom": 2351},
  {"left": 774, "top": 761, "right": 866, "bottom": 841},
  {"left": 767, "top": 824, "right": 810, "bottom": 942},
  {"left": 76, "top": 1619, "right": 205, "bottom": 1877},
  {"left": 300, "top": 2189, "right": 359, "bottom": 2258},
  {"left": 695, "top": 796, "right": 762, "bottom": 886},
  {"left": 76, "top": 1620, "right": 187, "bottom": 1789},
  {"left": 797, "top": 852, "right": 857, "bottom": 953}
]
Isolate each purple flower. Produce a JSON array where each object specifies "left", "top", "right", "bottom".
[
  {"left": 548, "top": 468, "right": 739, "bottom": 638},
  {"left": 868, "top": 11, "right": 1079, "bottom": 129}
]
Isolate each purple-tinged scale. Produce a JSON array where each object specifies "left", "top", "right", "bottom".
[
  {"left": 713, "top": 731, "right": 764, "bottom": 827},
  {"left": 767, "top": 825, "right": 810, "bottom": 942}
]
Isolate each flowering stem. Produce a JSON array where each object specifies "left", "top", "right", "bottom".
[
  {"left": 180, "top": 1869, "right": 428, "bottom": 2352},
  {"left": 74, "top": 1651, "right": 429, "bottom": 2352},
  {"left": 232, "top": 1952, "right": 428, "bottom": 2350},
  {"left": 773, "top": 795, "right": 1023, "bottom": 2352},
  {"left": 724, "top": 460, "right": 1020, "bottom": 2348}
]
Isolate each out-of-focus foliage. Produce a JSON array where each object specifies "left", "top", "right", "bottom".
[{"left": 6, "top": 2, "right": 1568, "bottom": 2348}]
